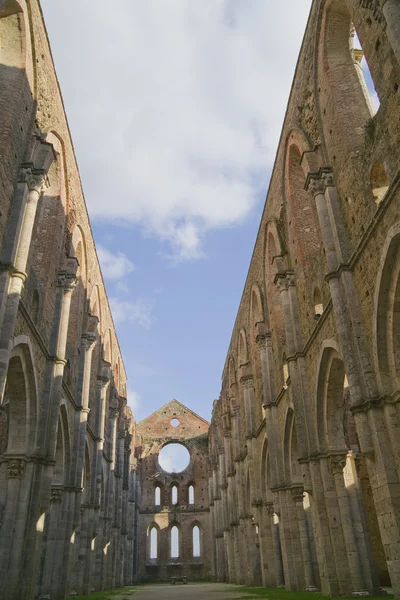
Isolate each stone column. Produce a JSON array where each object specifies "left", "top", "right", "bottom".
[
  {"left": 0, "top": 458, "right": 27, "bottom": 599},
  {"left": 256, "top": 331, "right": 284, "bottom": 489},
  {"left": 70, "top": 332, "right": 96, "bottom": 489},
  {"left": 256, "top": 501, "right": 277, "bottom": 587},
  {"left": 0, "top": 155, "right": 54, "bottom": 401},
  {"left": 268, "top": 503, "right": 285, "bottom": 587},
  {"left": 292, "top": 487, "right": 318, "bottom": 591},
  {"left": 38, "top": 486, "right": 64, "bottom": 598},
  {"left": 329, "top": 454, "right": 367, "bottom": 593}
]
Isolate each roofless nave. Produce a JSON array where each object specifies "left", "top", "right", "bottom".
[{"left": 0, "top": 0, "right": 400, "bottom": 598}]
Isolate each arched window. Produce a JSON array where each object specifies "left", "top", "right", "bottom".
[
  {"left": 192, "top": 525, "right": 200, "bottom": 557},
  {"left": 171, "top": 484, "right": 178, "bottom": 505},
  {"left": 283, "top": 354, "right": 289, "bottom": 388},
  {"left": 155, "top": 485, "right": 161, "bottom": 506},
  {"left": 170, "top": 525, "right": 179, "bottom": 558},
  {"left": 352, "top": 28, "right": 380, "bottom": 114},
  {"left": 150, "top": 526, "right": 158, "bottom": 559},
  {"left": 314, "top": 288, "right": 323, "bottom": 319},
  {"left": 188, "top": 485, "right": 194, "bottom": 505},
  {"left": 371, "top": 161, "right": 389, "bottom": 205}
]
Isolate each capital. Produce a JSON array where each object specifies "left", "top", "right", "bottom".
[
  {"left": 81, "top": 332, "right": 96, "bottom": 351},
  {"left": 230, "top": 405, "right": 240, "bottom": 418},
  {"left": 274, "top": 272, "right": 289, "bottom": 291},
  {"left": 109, "top": 406, "right": 119, "bottom": 420},
  {"left": 57, "top": 270, "right": 77, "bottom": 292},
  {"left": 240, "top": 374, "right": 254, "bottom": 389},
  {"left": 19, "top": 164, "right": 48, "bottom": 194},
  {"left": 305, "top": 167, "right": 335, "bottom": 197},
  {"left": 266, "top": 502, "right": 275, "bottom": 518},
  {"left": 328, "top": 454, "right": 347, "bottom": 476},
  {"left": 291, "top": 486, "right": 304, "bottom": 504},
  {"left": 50, "top": 486, "right": 64, "bottom": 503},
  {"left": 6, "top": 458, "right": 25, "bottom": 479}
]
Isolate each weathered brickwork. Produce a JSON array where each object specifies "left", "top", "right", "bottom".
[
  {"left": 0, "top": 1, "right": 140, "bottom": 598},
  {"left": 209, "top": 0, "right": 400, "bottom": 596},
  {"left": 136, "top": 400, "right": 212, "bottom": 583}
]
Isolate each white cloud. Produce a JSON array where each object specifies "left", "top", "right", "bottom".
[
  {"left": 97, "top": 246, "right": 135, "bottom": 281},
  {"left": 110, "top": 297, "right": 154, "bottom": 329},
  {"left": 41, "top": 0, "right": 312, "bottom": 260},
  {"left": 127, "top": 387, "right": 141, "bottom": 415}
]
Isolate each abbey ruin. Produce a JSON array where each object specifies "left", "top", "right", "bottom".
[{"left": 0, "top": 0, "right": 399, "bottom": 598}]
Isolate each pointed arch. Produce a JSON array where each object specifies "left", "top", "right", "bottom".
[
  {"left": 284, "top": 131, "right": 322, "bottom": 269},
  {"left": 374, "top": 222, "right": 400, "bottom": 396},
  {"left": 317, "top": 0, "right": 375, "bottom": 158},
  {"left": 170, "top": 522, "right": 180, "bottom": 558},
  {"left": 148, "top": 522, "right": 160, "bottom": 560},
  {"left": 192, "top": 522, "right": 201, "bottom": 557},
  {"left": 238, "top": 328, "right": 248, "bottom": 368},
  {"left": 2, "top": 337, "right": 38, "bottom": 455},
  {"left": 283, "top": 407, "right": 301, "bottom": 485},
  {"left": 53, "top": 401, "right": 71, "bottom": 485},
  {"left": 316, "top": 341, "right": 349, "bottom": 453}
]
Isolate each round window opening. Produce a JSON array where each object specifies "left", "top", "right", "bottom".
[
  {"left": 170, "top": 418, "right": 180, "bottom": 427},
  {"left": 158, "top": 443, "right": 190, "bottom": 474}
]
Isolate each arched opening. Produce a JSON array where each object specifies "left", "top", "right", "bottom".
[
  {"left": 149, "top": 526, "right": 158, "bottom": 559},
  {"left": 371, "top": 161, "right": 389, "bottom": 205},
  {"left": 282, "top": 354, "right": 289, "bottom": 388},
  {"left": 284, "top": 409, "right": 302, "bottom": 484},
  {"left": 0, "top": 2, "right": 35, "bottom": 213},
  {"left": 170, "top": 525, "right": 179, "bottom": 558},
  {"left": 171, "top": 484, "right": 178, "bottom": 506},
  {"left": 320, "top": 0, "right": 377, "bottom": 154},
  {"left": 82, "top": 444, "right": 91, "bottom": 505},
  {"left": 66, "top": 232, "right": 87, "bottom": 393},
  {"left": 1, "top": 343, "right": 37, "bottom": 456},
  {"left": 314, "top": 288, "right": 323, "bottom": 319},
  {"left": 375, "top": 226, "right": 400, "bottom": 395},
  {"left": 53, "top": 409, "right": 69, "bottom": 485},
  {"left": 192, "top": 525, "right": 200, "bottom": 557},
  {"left": 317, "top": 345, "right": 390, "bottom": 587},
  {"left": 154, "top": 485, "right": 161, "bottom": 506},
  {"left": 264, "top": 226, "right": 287, "bottom": 379},
  {"left": 188, "top": 484, "right": 194, "bottom": 505},
  {"left": 287, "top": 144, "right": 320, "bottom": 268},
  {"left": 238, "top": 329, "right": 248, "bottom": 367},
  {"left": 352, "top": 27, "right": 380, "bottom": 114}
]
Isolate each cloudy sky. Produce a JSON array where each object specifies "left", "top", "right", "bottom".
[{"left": 40, "top": 1, "right": 314, "bottom": 423}]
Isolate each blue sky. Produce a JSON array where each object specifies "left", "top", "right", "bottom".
[{"left": 40, "top": 1, "right": 314, "bottom": 423}]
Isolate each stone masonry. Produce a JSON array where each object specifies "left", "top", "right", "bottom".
[
  {"left": 136, "top": 400, "right": 212, "bottom": 583},
  {"left": 1, "top": 0, "right": 400, "bottom": 598},
  {"left": 208, "top": 0, "right": 400, "bottom": 597},
  {"left": 0, "top": 1, "right": 139, "bottom": 598}
]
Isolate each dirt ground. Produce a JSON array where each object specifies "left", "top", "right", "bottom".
[{"left": 115, "top": 582, "right": 256, "bottom": 600}]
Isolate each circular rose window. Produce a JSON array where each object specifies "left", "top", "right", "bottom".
[
  {"left": 158, "top": 443, "right": 190, "bottom": 473},
  {"left": 170, "top": 418, "right": 180, "bottom": 427}
]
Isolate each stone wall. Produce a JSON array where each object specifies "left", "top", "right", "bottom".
[
  {"left": 136, "top": 400, "right": 212, "bottom": 583},
  {"left": 0, "top": 1, "right": 139, "bottom": 598},
  {"left": 209, "top": 0, "right": 400, "bottom": 596}
]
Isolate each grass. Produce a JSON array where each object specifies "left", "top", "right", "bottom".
[
  {"left": 233, "top": 588, "right": 394, "bottom": 600},
  {"left": 73, "top": 587, "right": 138, "bottom": 600}
]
